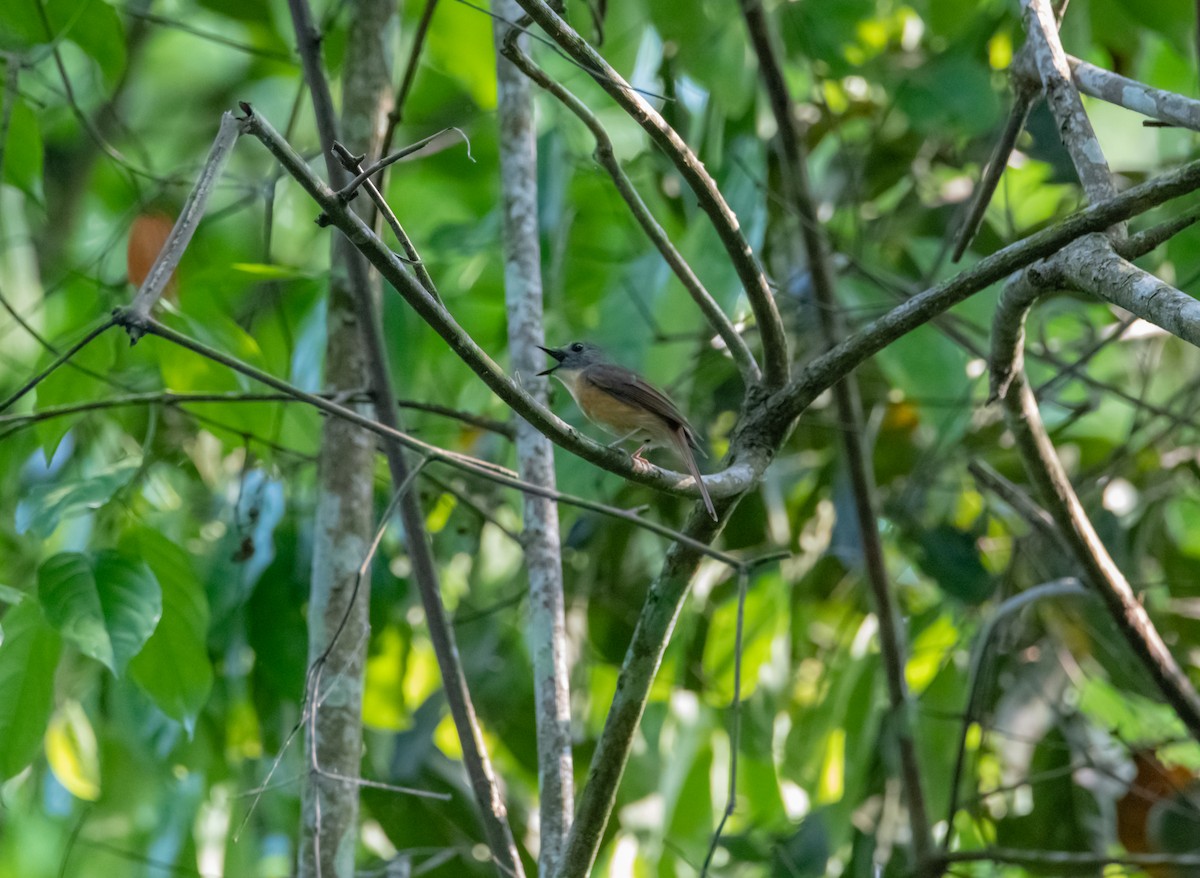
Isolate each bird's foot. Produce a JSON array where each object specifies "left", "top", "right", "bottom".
[{"left": 629, "top": 444, "right": 654, "bottom": 474}]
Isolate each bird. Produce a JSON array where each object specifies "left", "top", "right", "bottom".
[{"left": 538, "top": 341, "right": 717, "bottom": 521}]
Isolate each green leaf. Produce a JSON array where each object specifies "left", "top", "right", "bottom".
[
  {"left": 16, "top": 459, "right": 140, "bottom": 538},
  {"left": 0, "top": 96, "right": 44, "bottom": 202},
  {"left": 37, "top": 550, "right": 162, "bottom": 674},
  {"left": 0, "top": 601, "right": 62, "bottom": 780},
  {"left": 53, "top": 0, "right": 126, "bottom": 84},
  {"left": 915, "top": 524, "right": 995, "bottom": 604},
  {"left": 92, "top": 551, "right": 162, "bottom": 674},
  {"left": 125, "top": 531, "right": 213, "bottom": 729},
  {"left": 425, "top": 0, "right": 496, "bottom": 109},
  {"left": 0, "top": 0, "right": 125, "bottom": 82}
]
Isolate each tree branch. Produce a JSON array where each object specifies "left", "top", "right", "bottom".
[
  {"left": 766, "top": 155, "right": 1200, "bottom": 430},
  {"left": 238, "top": 103, "right": 744, "bottom": 505},
  {"left": 493, "top": 4, "right": 574, "bottom": 872},
  {"left": 989, "top": 263, "right": 1200, "bottom": 741}
]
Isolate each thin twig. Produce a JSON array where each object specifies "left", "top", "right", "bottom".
[
  {"left": 952, "top": 75, "right": 1040, "bottom": 262},
  {"left": 0, "top": 317, "right": 116, "bottom": 414},
  {"left": 125, "top": 112, "right": 244, "bottom": 330},
  {"left": 330, "top": 140, "right": 442, "bottom": 297}
]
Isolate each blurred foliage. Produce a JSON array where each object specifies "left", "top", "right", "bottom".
[{"left": 1, "top": 0, "right": 1200, "bottom": 875}]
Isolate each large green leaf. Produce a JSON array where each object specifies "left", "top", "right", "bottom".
[
  {"left": 124, "top": 530, "right": 213, "bottom": 730},
  {"left": 15, "top": 459, "right": 140, "bottom": 538},
  {"left": 37, "top": 550, "right": 162, "bottom": 675},
  {"left": 0, "top": 0, "right": 125, "bottom": 81},
  {"left": 0, "top": 601, "right": 62, "bottom": 780}
]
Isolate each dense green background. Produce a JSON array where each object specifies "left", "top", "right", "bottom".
[{"left": 2, "top": 0, "right": 1200, "bottom": 874}]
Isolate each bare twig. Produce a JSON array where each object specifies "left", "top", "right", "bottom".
[
  {"left": 0, "top": 317, "right": 116, "bottom": 414},
  {"left": 125, "top": 112, "right": 243, "bottom": 331},
  {"left": 953, "top": 74, "right": 1040, "bottom": 262},
  {"left": 330, "top": 139, "right": 441, "bottom": 297}
]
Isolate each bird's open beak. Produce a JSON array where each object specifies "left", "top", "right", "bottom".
[{"left": 537, "top": 345, "right": 565, "bottom": 376}]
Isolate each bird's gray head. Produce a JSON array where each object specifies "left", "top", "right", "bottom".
[{"left": 537, "top": 341, "right": 608, "bottom": 375}]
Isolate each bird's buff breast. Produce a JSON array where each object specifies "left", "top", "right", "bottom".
[{"left": 554, "top": 369, "right": 669, "bottom": 440}]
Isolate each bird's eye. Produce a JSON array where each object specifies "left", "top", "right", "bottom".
[{"left": 571, "top": 343, "right": 584, "bottom": 352}]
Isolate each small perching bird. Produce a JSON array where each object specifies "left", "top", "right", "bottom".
[{"left": 538, "top": 341, "right": 717, "bottom": 521}]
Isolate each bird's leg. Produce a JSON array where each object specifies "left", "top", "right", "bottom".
[
  {"left": 629, "top": 442, "right": 653, "bottom": 474},
  {"left": 606, "top": 429, "right": 640, "bottom": 449}
]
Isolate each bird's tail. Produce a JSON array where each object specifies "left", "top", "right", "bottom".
[{"left": 675, "top": 431, "right": 717, "bottom": 521}]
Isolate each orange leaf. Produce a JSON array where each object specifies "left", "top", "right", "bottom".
[{"left": 127, "top": 212, "right": 178, "bottom": 298}]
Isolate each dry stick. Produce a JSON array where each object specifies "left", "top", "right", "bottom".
[
  {"left": 237, "top": 106, "right": 741, "bottom": 507},
  {"left": 968, "top": 460, "right": 1063, "bottom": 547},
  {"left": 510, "top": 0, "right": 790, "bottom": 389},
  {"left": 0, "top": 389, "right": 516, "bottom": 438},
  {"left": 380, "top": 0, "right": 440, "bottom": 157},
  {"left": 739, "top": 3, "right": 934, "bottom": 869},
  {"left": 125, "top": 112, "right": 243, "bottom": 330},
  {"left": 0, "top": 317, "right": 117, "bottom": 414},
  {"left": 336, "top": 128, "right": 472, "bottom": 198},
  {"left": 952, "top": 74, "right": 1040, "bottom": 262},
  {"left": 499, "top": 39, "right": 760, "bottom": 386},
  {"left": 990, "top": 268, "right": 1200, "bottom": 741},
  {"left": 329, "top": 140, "right": 443, "bottom": 298},
  {"left": 492, "top": 6, "right": 575, "bottom": 872},
  {"left": 285, "top": 0, "right": 524, "bottom": 870}
]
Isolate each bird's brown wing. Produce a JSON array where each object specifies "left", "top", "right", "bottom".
[{"left": 582, "top": 363, "right": 691, "bottom": 431}]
